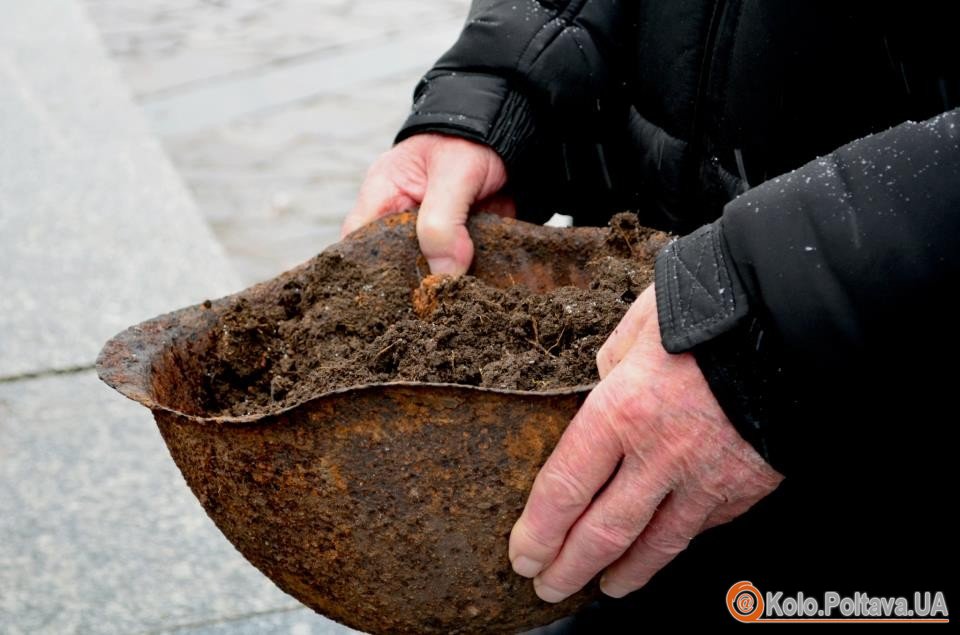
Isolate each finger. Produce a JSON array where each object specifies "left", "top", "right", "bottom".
[
  {"left": 341, "top": 168, "right": 417, "bottom": 239},
  {"left": 596, "top": 285, "right": 655, "bottom": 379},
  {"left": 416, "top": 155, "right": 489, "bottom": 275},
  {"left": 508, "top": 374, "right": 627, "bottom": 580},
  {"left": 599, "top": 488, "right": 712, "bottom": 598},
  {"left": 530, "top": 453, "right": 670, "bottom": 603}
]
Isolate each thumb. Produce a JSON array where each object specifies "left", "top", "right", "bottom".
[{"left": 416, "top": 159, "right": 485, "bottom": 276}]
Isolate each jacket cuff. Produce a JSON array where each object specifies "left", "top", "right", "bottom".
[
  {"left": 655, "top": 220, "right": 784, "bottom": 468},
  {"left": 394, "top": 71, "right": 538, "bottom": 169},
  {"left": 654, "top": 220, "right": 751, "bottom": 353}
]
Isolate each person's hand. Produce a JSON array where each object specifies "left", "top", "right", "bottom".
[
  {"left": 508, "top": 285, "right": 783, "bottom": 601},
  {"left": 341, "top": 133, "right": 512, "bottom": 275}
]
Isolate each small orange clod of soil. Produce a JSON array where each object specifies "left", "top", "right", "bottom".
[{"left": 412, "top": 274, "right": 452, "bottom": 318}]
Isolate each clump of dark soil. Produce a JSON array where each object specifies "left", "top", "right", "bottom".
[{"left": 199, "top": 213, "right": 665, "bottom": 416}]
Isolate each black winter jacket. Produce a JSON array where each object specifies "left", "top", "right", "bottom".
[{"left": 395, "top": 1, "right": 957, "bottom": 624}]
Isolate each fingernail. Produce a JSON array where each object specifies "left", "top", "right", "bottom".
[
  {"left": 427, "top": 256, "right": 461, "bottom": 276},
  {"left": 599, "top": 575, "right": 630, "bottom": 599},
  {"left": 511, "top": 556, "right": 543, "bottom": 578},
  {"left": 533, "top": 577, "right": 569, "bottom": 604}
]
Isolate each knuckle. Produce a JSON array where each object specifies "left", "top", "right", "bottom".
[
  {"left": 515, "top": 518, "right": 563, "bottom": 555},
  {"left": 611, "top": 385, "right": 651, "bottom": 426},
  {"left": 679, "top": 490, "right": 720, "bottom": 520},
  {"left": 594, "top": 344, "right": 607, "bottom": 367},
  {"left": 694, "top": 477, "right": 733, "bottom": 506},
  {"left": 583, "top": 378, "right": 646, "bottom": 437},
  {"left": 595, "top": 345, "right": 615, "bottom": 376},
  {"left": 699, "top": 458, "right": 780, "bottom": 505},
  {"left": 418, "top": 212, "right": 447, "bottom": 233},
  {"left": 417, "top": 217, "right": 452, "bottom": 248},
  {"left": 541, "top": 569, "right": 589, "bottom": 594},
  {"left": 638, "top": 528, "right": 689, "bottom": 558},
  {"left": 537, "top": 467, "right": 593, "bottom": 513},
  {"left": 606, "top": 567, "right": 654, "bottom": 595},
  {"left": 584, "top": 518, "right": 636, "bottom": 556}
]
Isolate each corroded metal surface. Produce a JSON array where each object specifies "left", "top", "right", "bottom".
[
  {"left": 96, "top": 212, "right": 660, "bottom": 634},
  {"left": 156, "top": 386, "right": 591, "bottom": 634}
]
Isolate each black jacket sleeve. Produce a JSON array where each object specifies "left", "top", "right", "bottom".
[
  {"left": 394, "top": 0, "right": 636, "bottom": 223},
  {"left": 656, "top": 108, "right": 960, "bottom": 464}
]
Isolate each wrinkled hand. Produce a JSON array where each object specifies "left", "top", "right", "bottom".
[
  {"left": 341, "top": 133, "right": 512, "bottom": 275},
  {"left": 509, "top": 285, "right": 783, "bottom": 601}
]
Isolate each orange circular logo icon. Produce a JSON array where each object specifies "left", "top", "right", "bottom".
[{"left": 727, "top": 581, "right": 764, "bottom": 622}]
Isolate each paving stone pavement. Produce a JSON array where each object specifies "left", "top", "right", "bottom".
[
  {"left": 0, "top": 1, "right": 357, "bottom": 632},
  {"left": 0, "top": 1, "right": 238, "bottom": 378},
  {"left": 0, "top": 372, "right": 358, "bottom": 635},
  {"left": 82, "top": 0, "right": 472, "bottom": 285}
]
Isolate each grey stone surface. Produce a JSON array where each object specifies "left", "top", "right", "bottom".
[
  {"left": 0, "top": 0, "right": 239, "bottom": 378},
  {"left": 82, "top": 0, "right": 472, "bottom": 286},
  {"left": 83, "top": 0, "right": 472, "bottom": 99},
  {"left": 0, "top": 371, "right": 354, "bottom": 635},
  {"left": 140, "top": 29, "right": 464, "bottom": 136},
  {"left": 160, "top": 72, "right": 427, "bottom": 284}
]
